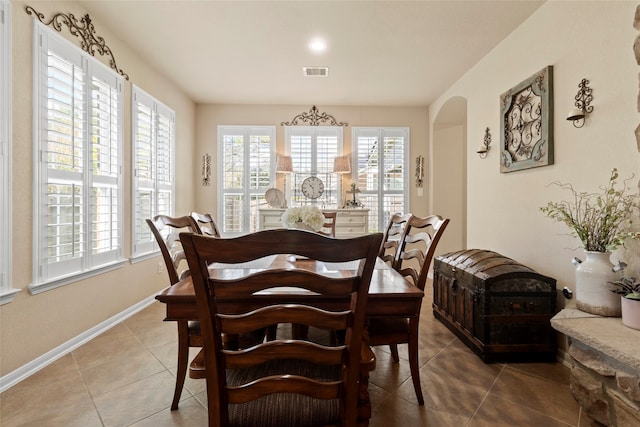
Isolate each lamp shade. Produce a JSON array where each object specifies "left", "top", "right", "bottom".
[
  {"left": 333, "top": 156, "right": 351, "bottom": 174},
  {"left": 276, "top": 156, "right": 293, "bottom": 173}
]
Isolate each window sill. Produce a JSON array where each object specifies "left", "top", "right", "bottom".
[
  {"left": 28, "top": 260, "right": 126, "bottom": 295},
  {"left": 0, "top": 288, "right": 21, "bottom": 305}
]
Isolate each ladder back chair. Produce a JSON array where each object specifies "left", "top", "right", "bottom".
[
  {"left": 378, "top": 213, "right": 412, "bottom": 266},
  {"left": 190, "top": 211, "right": 221, "bottom": 237},
  {"left": 368, "top": 214, "right": 449, "bottom": 405},
  {"left": 146, "top": 215, "right": 203, "bottom": 410},
  {"left": 181, "top": 229, "right": 383, "bottom": 427},
  {"left": 319, "top": 211, "right": 337, "bottom": 237}
]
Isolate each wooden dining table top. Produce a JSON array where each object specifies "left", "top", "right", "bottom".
[{"left": 155, "top": 255, "right": 424, "bottom": 319}]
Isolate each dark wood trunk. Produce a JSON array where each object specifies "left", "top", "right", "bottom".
[{"left": 432, "top": 249, "right": 557, "bottom": 362}]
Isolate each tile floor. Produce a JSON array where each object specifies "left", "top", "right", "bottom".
[{"left": 1, "top": 288, "right": 598, "bottom": 427}]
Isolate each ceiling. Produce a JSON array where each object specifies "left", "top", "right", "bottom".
[{"left": 77, "top": 0, "right": 545, "bottom": 107}]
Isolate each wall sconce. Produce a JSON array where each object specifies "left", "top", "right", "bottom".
[
  {"left": 477, "top": 127, "right": 491, "bottom": 158},
  {"left": 415, "top": 155, "right": 424, "bottom": 188},
  {"left": 201, "top": 153, "right": 211, "bottom": 186},
  {"left": 567, "top": 78, "right": 593, "bottom": 128}
]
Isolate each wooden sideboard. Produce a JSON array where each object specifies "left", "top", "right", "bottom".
[{"left": 258, "top": 208, "right": 369, "bottom": 238}]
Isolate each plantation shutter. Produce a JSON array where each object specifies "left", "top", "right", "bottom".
[
  {"left": 131, "top": 86, "right": 175, "bottom": 258},
  {"left": 218, "top": 126, "right": 275, "bottom": 235},
  {"left": 353, "top": 127, "right": 408, "bottom": 233}
]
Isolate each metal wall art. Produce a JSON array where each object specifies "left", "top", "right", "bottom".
[
  {"left": 500, "top": 66, "right": 553, "bottom": 173},
  {"left": 415, "top": 155, "right": 424, "bottom": 188},
  {"left": 281, "top": 106, "right": 348, "bottom": 126},
  {"left": 25, "top": 6, "right": 129, "bottom": 80},
  {"left": 201, "top": 153, "right": 211, "bottom": 186}
]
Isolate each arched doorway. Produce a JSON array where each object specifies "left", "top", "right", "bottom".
[{"left": 431, "top": 97, "right": 467, "bottom": 254}]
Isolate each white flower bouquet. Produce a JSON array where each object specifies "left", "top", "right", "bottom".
[{"left": 282, "top": 205, "right": 324, "bottom": 231}]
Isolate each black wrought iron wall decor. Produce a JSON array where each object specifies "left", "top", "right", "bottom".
[
  {"left": 566, "top": 78, "right": 594, "bottom": 128},
  {"left": 281, "top": 106, "right": 348, "bottom": 126},
  {"left": 477, "top": 127, "right": 492, "bottom": 159},
  {"left": 25, "top": 6, "right": 129, "bottom": 80},
  {"left": 201, "top": 153, "right": 211, "bottom": 186}
]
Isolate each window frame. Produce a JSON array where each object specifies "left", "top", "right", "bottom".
[
  {"left": 30, "top": 22, "right": 125, "bottom": 294},
  {"left": 130, "top": 85, "right": 176, "bottom": 260},
  {"left": 217, "top": 125, "right": 276, "bottom": 236},
  {"left": 0, "top": 0, "right": 17, "bottom": 304},
  {"left": 351, "top": 127, "right": 410, "bottom": 233}
]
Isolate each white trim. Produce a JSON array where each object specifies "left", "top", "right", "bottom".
[
  {"left": 0, "top": 0, "right": 16, "bottom": 303},
  {"left": 0, "top": 294, "right": 158, "bottom": 393}
]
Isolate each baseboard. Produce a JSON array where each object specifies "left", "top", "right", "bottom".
[
  {"left": 555, "top": 347, "right": 572, "bottom": 368},
  {"left": 0, "top": 294, "right": 157, "bottom": 393}
]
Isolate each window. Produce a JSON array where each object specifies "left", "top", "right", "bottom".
[
  {"left": 285, "top": 126, "right": 343, "bottom": 207},
  {"left": 30, "top": 23, "right": 124, "bottom": 293},
  {"left": 0, "top": 0, "right": 17, "bottom": 304},
  {"left": 131, "top": 85, "right": 175, "bottom": 259},
  {"left": 218, "top": 126, "right": 275, "bottom": 235},
  {"left": 352, "top": 127, "right": 409, "bottom": 232}
]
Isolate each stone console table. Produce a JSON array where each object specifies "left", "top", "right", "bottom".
[{"left": 551, "top": 304, "right": 640, "bottom": 426}]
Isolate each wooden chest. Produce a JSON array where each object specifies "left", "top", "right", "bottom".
[{"left": 432, "top": 249, "right": 557, "bottom": 362}]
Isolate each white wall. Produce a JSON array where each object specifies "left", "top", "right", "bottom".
[{"left": 430, "top": 1, "right": 640, "bottom": 296}]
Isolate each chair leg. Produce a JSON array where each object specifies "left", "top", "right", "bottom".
[
  {"left": 172, "top": 321, "right": 189, "bottom": 410},
  {"left": 408, "top": 319, "right": 424, "bottom": 405},
  {"left": 389, "top": 344, "right": 400, "bottom": 363}
]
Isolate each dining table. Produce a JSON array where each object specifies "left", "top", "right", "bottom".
[{"left": 155, "top": 254, "right": 423, "bottom": 426}]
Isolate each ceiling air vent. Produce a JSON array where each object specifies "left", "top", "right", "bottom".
[{"left": 303, "top": 66, "right": 329, "bottom": 77}]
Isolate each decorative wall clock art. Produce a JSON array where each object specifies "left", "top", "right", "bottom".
[{"left": 500, "top": 66, "right": 554, "bottom": 173}]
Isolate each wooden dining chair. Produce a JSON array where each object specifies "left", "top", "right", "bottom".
[
  {"left": 146, "top": 214, "right": 204, "bottom": 410},
  {"left": 319, "top": 211, "right": 337, "bottom": 237},
  {"left": 368, "top": 214, "right": 449, "bottom": 405},
  {"left": 190, "top": 211, "right": 221, "bottom": 237},
  {"left": 378, "top": 213, "right": 412, "bottom": 265},
  {"left": 181, "top": 229, "right": 383, "bottom": 427}
]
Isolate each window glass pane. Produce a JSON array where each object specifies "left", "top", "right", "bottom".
[
  {"left": 46, "top": 182, "right": 85, "bottom": 262},
  {"left": 46, "top": 52, "right": 85, "bottom": 174},
  {"left": 223, "top": 134, "right": 244, "bottom": 189}
]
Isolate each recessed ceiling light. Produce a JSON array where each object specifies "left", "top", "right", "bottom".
[{"left": 309, "top": 38, "right": 327, "bottom": 53}]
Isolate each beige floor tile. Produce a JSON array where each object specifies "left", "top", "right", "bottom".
[
  {"left": 468, "top": 393, "right": 576, "bottom": 427},
  {"left": 129, "top": 396, "right": 208, "bottom": 426},
  {"left": 93, "top": 370, "right": 177, "bottom": 427},
  {"left": 80, "top": 345, "right": 167, "bottom": 396},
  {"left": 370, "top": 391, "right": 472, "bottom": 427},
  {"left": 489, "top": 365, "right": 581, "bottom": 426}
]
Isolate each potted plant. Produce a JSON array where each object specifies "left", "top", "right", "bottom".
[
  {"left": 540, "top": 168, "right": 639, "bottom": 316},
  {"left": 610, "top": 277, "right": 640, "bottom": 330}
]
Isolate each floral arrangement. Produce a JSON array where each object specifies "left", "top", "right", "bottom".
[
  {"left": 540, "top": 168, "right": 639, "bottom": 252},
  {"left": 282, "top": 205, "right": 324, "bottom": 231},
  {"left": 609, "top": 277, "right": 640, "bottom": 301}
]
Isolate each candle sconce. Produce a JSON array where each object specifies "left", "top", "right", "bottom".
[
  {"left": 201, "top": 153, "right": 211, "bottom": 186},
  {"left": 567, "top": 78, "right": 594, "bottom": 128},
  {"left": 477, "top": 127, "right": 491, "bottom": 159},
  {"left": 415, "top": 155, "right": 424, "bottom": 188}
]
